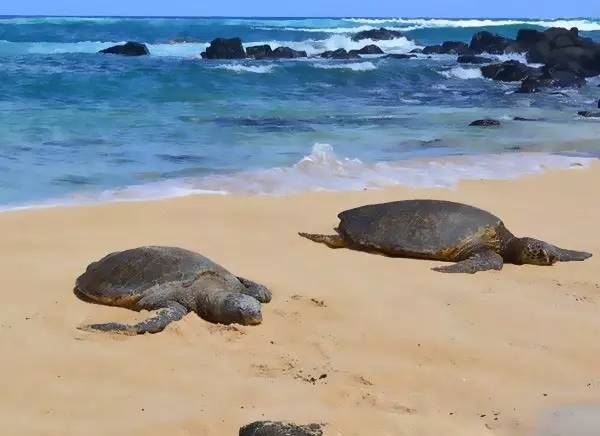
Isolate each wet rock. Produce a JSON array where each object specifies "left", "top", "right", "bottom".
[
  {"left": 200, "top": 37, "right": 246, "bottom": 59},
  {"left": 409, "top": 48, "right": 423, "bottom": 54},
  {"left": 578, "top": 111, "right": 600, "bottom": 118},
  {"left": 246, "top": 44, "right": 273, "bottom": 59},
  {"left": 423, "top": 41, "right": 472, "bottom": 55},
  {"left": 458, "top": 55, "right": 494, "bottom": 64},
  {"left": 246, "top": 45, "right": 307, "bottom": 59},
  {"left": 320, "top": 48, "right": 360, "bottom": 59},
  {"left": 470, "top": 31, "right": 514, "bottom": 54},
  {"left": 348, "top": 44, "right": 384, "bottom": 56},
  {"left": 99, "top": 42, "right": 149, "bottom": 56},
  {"left": 272, "top": 47, "right": 307, "bottom": 58},
  {"left": 481, "top": 60, "right": 537, "bottom": 82},
  {"left": 352, "top": 27, "right": 403, "bottom": 41},
  {"left": 469, "top": 119, "right": 501, "bottom": 127},
  {"left": 385, "top": 53, "right": 417, "bottom": 59},
  {"left": 239, "top": 421, "right": 323, "bottom": 436}
]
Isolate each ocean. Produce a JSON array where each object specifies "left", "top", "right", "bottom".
[{"left": 0, "top": 16, "right": 599, "bottom": 209}]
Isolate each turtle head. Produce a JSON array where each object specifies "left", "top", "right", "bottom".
[
  {"left": 220, "top": 293, "right": 263, "bottom": 326},
  {"left": 517, "top": 237, "right": 559, "bottom": 265}
]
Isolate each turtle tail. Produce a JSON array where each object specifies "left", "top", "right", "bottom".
[{"left": 298, "top": 232, "right": 346, "bottom": 249}]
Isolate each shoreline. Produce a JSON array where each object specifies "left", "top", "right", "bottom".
[
  {"left": 1, "top": 160, "right": 599, "bottom": 435},
  {"left": 0, "top": 151, "right": 594, "bottom": 214}
]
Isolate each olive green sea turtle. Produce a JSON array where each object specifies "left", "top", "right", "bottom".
[
  {"left": 74, "top": 246, "right": 271, "bottom": 334},
  {"left": 299, "top": 199, "right": 592, "bottom": 273}
]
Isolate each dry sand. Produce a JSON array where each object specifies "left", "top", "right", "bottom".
[{"left": 1, "top": 162, "right": 599, "bottom": 436}]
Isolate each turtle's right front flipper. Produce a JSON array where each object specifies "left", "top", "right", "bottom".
[
  {"left": 432, "top": 250, "right": 504, "bottom": 274},
  {"left": 79, "top": 301, "right": 188, "bottom": 335}
]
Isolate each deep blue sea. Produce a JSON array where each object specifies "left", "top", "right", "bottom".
[{"left": 1, "top": 16, "right": 600, "bottom": 209}]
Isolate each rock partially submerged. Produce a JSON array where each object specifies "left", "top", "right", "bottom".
[
  {"left": 385, "top": 53, "right": 417, "bottom": 59},
  {"left": 457, "top": 55, "right": 494, "bottom": 64},
  {"left": 320, "top": 48, "right": 360, "bottom": 59},
  {"left": 352, "top": 27, "right": 403, "bottom": 41},
  {"left": 246, "top": 45, "right": 307, "bottom": 59},
  {"left": 239, "top": 421, "right": 323, "bottom": 436},
  {"left": 201, "top": 37, "right": 246, "bottom": 59},
  {"left": 469, "top": 119, "right": 501, "bottom": 127},
  {"left": 348, "top": 44, "right": 384, "bottom": 56},
  {"left": 517, "top": 65, "right": 586, "bottom": 93},
  {"left": 578, "top": 111, "right": 600, "bottom": 118},
  {"left": 481, "top": 60, "right": 537, "bottom": 82},
  {"left": 99, "top": 42, "right": 149, "bottom": 56},
  {"left": 423, "top": 41, "right": 472, "bottom": 55}
]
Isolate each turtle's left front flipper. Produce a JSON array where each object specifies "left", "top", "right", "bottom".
[
  {"left": 432, "top": 250, "right": 503, "bottom": 274},
  {"left": 79, "top": 301, "right": 188, "bottom": 335},
  {"left": 553, "top": 246, "right": 592, "bottom": 262},
  {"left": 237, "top": 276, "right": 272, "bottom": 303}
]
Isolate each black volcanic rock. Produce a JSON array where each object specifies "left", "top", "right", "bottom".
[
  {"left": 517, "top": 65, "right": 586, "bottom": 93},
  {"left": 578, "top": 111, "right": 600, "bottom": 118},
  {"left": 246, "top": 45, "right": 307, "bottom": 59},
  {"left": 409, "top": 48, "right": 423, "bottom": 54},
  {"left": 385, "top": 53, "right": 416, "bottom": 59},
  {"left": 481, "top": 60, "right": 537, "bottom": 82},
  {"left": 469, "top": 119, "right": 501, "bottom": 127},
  {"left": 272, "top": 46, "right": 307, "bottom": 58},
  {"left": 239, "top": 421, "right": 323, "bottom": 436},
  {"left": 351, "top": 27, "right": 403, "bottom": 41},
  {"left": 320, "top": 48, "right": 360, "bottom": 59},
  {"left": 470, "top": 31, "right": 514, "bottom": 54},
  {"left": 457, "top": 55, "right": 494, "bottom": 64},
  {"left": 99, "top": 42, "right": 149, "bottom": 56},
  {"left": 349, "top": 44, "right": 384, "bottom": 56},
  {"left": 423, "top": 41, "right": 472, "bottom": 55},
  {"left": 246, "top": 44, "right": 273, "bottom": 59},
  {"left": 200, "top": 37, "right": 246, "bottom": 59}
]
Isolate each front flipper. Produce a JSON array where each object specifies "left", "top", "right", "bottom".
[
  {"left": 433, "top": 250, "right": 504, "bottom": 274},
  {"left": 79, "top": 302, "right": 188, "bottom": 335},
  {"left": 237, "top": 276, "right": 272, "bottom": 303},
  {"left": 553, "top": 247, "right": 592, "bottom": 262}
]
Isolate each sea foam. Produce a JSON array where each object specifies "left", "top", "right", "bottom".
[{"left": 7, "top": 144, "right": 589, "bottom": 211}]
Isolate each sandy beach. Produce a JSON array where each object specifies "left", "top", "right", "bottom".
[{"left": 1, "top": 161, "right": 599, "bottom": 436}]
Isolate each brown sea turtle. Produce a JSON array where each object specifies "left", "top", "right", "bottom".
[
  {"left": 239, "top": 421, "right": 323, "bottom": 436},
  {"left": 74, "top": 246, "right": 271, "bottom": 334},
  {"left": 299, "top": 199, "right": 592, "bottom": 273}
]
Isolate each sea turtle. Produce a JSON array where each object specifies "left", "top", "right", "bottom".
[
  {"left": 299, "top": 199, "right": 592, "bottom": 273},
  {"left": 239, "top": 421, "right": 323, "bottom": 436},
  {"left": 74, "top": 246, "right": 271, "bottom": 334}
]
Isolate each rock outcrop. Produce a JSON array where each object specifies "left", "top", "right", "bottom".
[
  {"left": 200, "top": 38, "right": 246, "bottom": 59},
  {"left": 99, "top": 42, "right": 149, "bottom": 56},
  {"left": 352, "top": 27, "right": 403, "bottom": 41}
]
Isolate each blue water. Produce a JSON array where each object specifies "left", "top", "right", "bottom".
[{"left": 1, "top": 16, "right": 600, "bottom": 208}]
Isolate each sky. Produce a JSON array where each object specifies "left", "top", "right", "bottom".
[{"left": 0, "top": 0, "right": 598, "bottom": 18}]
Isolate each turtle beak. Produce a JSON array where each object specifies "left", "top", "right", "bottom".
[{"left": 240, "top": 308, "right": 262, "bottom": 325}]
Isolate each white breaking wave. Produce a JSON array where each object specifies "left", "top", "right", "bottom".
[
  {"left": 7, "top": 144, "right": 590, "bottom": 212},
  {"left": 440, "top": 66, "right": 483, "bottom": 80},
  {"left": 0, "top": 34, "right": 418, "bottom": 57},
  {"left": 0, "top": 40, "right": 210, "bottom": 57},
  {"left": 255, "top": 24, "right": 406, "bottom": 34},
  {"left": 312, "top": 61, "right": 377, "bottom": 71},
  {"left": 250, "top": 34, "right": 419, "bottom": 56},
  {"left": 344, "top": 18, "right": 600, "bottom": 32},
  {"left": 211, "top": 64, "right": 276, "bottom": 73}
]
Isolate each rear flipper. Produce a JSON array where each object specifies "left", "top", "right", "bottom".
[
  {"left": 237, "top": 276, "right": 272, "bottom": 303},
  {"left": 554, "top": 247, "right": 592, "bottom": 262},
  {"left": 79, "top": 302, "right": 188, "bottom": 335},
  {"left": 433, "top": 250, "right": 504, "bottom": 274},
  {"left": 298, "top": 232, "right": 346, "bottom": 249}
]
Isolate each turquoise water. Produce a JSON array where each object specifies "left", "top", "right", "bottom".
[{"left": 1, "top": 17, "right": 600, "bottom": 208}]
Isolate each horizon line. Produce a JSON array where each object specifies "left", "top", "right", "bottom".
[{"left": 0, "top": 14, "right": 595, "bottom": 20}]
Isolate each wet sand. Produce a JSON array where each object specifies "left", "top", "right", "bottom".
[{"left": 1, "top": 162, "right": 599, "bottom": 436}]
